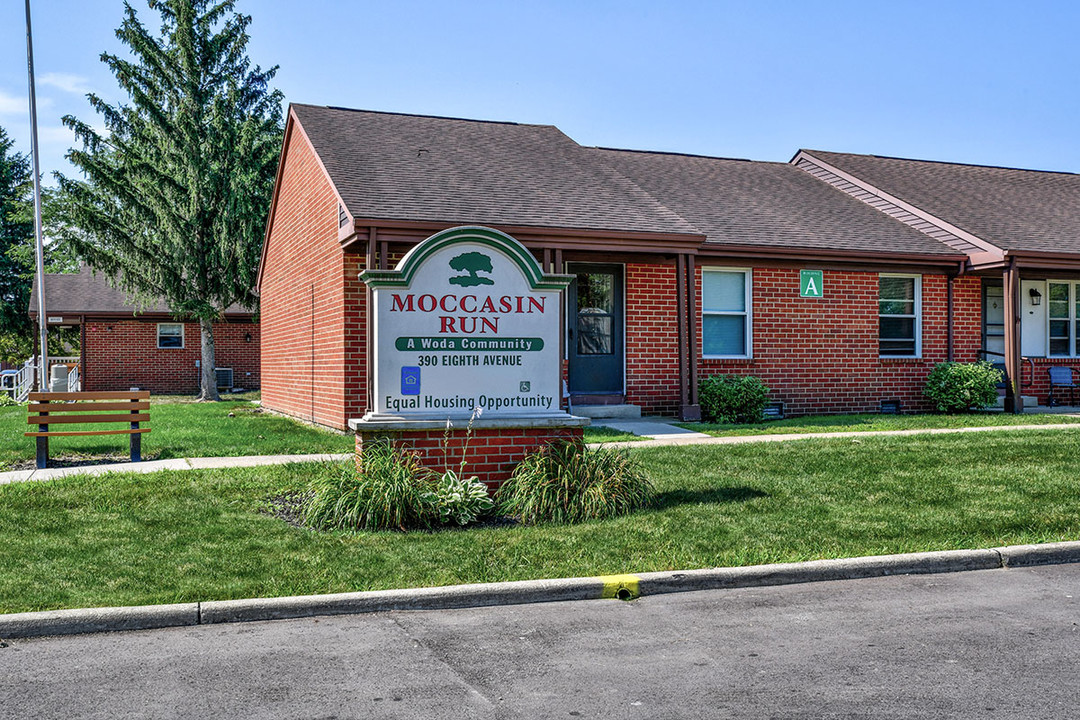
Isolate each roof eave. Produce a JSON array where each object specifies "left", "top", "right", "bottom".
[
  {"left": 346, "top": 217, "right": 706, "bottom": 254},
  {"left": 698, "top": 242, "right": 967, "bottom": 268}
]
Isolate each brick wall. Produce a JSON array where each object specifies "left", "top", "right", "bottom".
[
  {"left": 355, "top": 425, "right": 584, "bottom": 488},
  {"left": 260, "top": 124, "right": 361, "bottom": 431},
  {"left": 693, "top": 267, "right": 983, "bottom": 416},
  {"left": 624, "top": 261, "right": 681, "bottom": 415},
  {"left": 84, "top": 318, "right": 259, "bottom": 394}
]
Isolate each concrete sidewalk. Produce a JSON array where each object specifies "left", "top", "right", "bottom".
[
  {"left": 4, "top": 419, "right": 1080, "bottom": 485},
  {"left": 588, "top": 418, "right": 1080, "bottom": 449},
  {"left": 0, "top": 453, "right": 351, "bottom": 485}
]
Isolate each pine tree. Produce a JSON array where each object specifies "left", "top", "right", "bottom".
[
  {"left": 0, "top": 125, "right": 35, "bottom": 366},
  {"left": 58, "top": 0, "right": 283, "bottom": 400}
]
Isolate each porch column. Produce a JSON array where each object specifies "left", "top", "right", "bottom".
[
  {"left": 676, "top": 254, "right": 689, "bottom": 414},
  {"left": 1003, "top": 259, "right": 1023, "bottom": 413},
  {"left": 683, "top": 254, "right": 701, "bottom": 420},
  {"left": 365, "top": 227, "right": 377, "bottom": 413}
]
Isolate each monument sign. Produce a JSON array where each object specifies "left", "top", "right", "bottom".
[{"left": 361, "top": 226, "right": 573, "bottom": 420}]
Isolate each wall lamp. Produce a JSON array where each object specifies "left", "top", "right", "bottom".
[
  {"left": 244, "top": 332, "right": 252, "bottom": 343},
  {"left": 1029, "top": 288, "right": 1042, "bottom": 306}
]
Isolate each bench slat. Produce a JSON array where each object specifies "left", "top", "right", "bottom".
[
  {"left": 28, "top": 413, "right": 151, "bottom": 425},
  {"left": 28, "top": 401, "right": 150, "bottom": 413},
  {"left": 26, "top": 428, "right": 152, "bottom": 437},
  {"left": 29, "top": 391, "right": 150, "bottom": 401}
]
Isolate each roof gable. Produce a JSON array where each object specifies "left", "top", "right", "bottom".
[{"left": 802, "top": 150, "right": 1080, "bottom": 256}]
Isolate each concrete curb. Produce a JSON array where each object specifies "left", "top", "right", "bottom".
[
  {"left": 3, "top": 541, "right": 1079, "bottom": 640},
  {"left": 0, "top": 603, "right": 198, "bottom": 639}
]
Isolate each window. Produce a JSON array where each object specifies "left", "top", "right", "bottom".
[
  {"left": 157, "top": 323, "right": 184, "bottom": 349},
  {"left": 879, "top": 274, "right": 921, "bottom": 357},
  {"left": 1047, "top": 282, "right": 1080, "bottom": 356},
  {"left": 702, "top": 269, "right": 751, "bottom": 358}
]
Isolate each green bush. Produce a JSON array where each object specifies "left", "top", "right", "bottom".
[
  {"left": 304, "top": 443, "right": 436, "bottom": 532},
  {"left": 0, "top": 394, "right": 22, "bottom": 407},
  {"left": 425, "top": 469, "right": 494, "bottom": 526},
  {"left": 923, "top": 361, "right": 1002, "bottom": 413},
  {"left": 497, "top": 442, "right": 654, "bottom": 524},
  {"left": 698, "top": 374, "right": 771, "bottom": 424}
]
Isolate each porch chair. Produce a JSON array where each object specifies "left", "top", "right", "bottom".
[{"left": 1048, "top": 366, "right": 1077, "bottom": 407}]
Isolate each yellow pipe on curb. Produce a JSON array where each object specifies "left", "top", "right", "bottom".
[{"left": 599, "top": 574, "right": 640, "bottom": 600}]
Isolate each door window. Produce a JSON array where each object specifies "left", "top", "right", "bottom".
[{"left": 576, "top": 273, "right": 615, "bottom": 355}]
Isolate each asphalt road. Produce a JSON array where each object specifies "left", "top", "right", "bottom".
[{"left": 1, "top": 563, "right": 1078, "bottom": 719}]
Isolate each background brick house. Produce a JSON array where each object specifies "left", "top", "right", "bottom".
[
  {"left": 258, "top": 104, "right": 1080, "bottom": 430},
  {"left": 29, "top": 266, "right": 259, "bottom": 394}
]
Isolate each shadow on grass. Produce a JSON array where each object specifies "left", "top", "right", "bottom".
[{"left": 653, "top": 485, "right": 768, "bottom": 509}]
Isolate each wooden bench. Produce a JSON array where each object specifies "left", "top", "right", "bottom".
[{"left": 25, "top": 391, "right": 151, "bottom": 469}]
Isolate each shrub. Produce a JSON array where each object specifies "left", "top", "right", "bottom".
[
  {"left": 425, "top": 469, "right": 494, "bottom": 526},
  {"left": 304, "top": 442, "right": 435, "bottom": 532},
  {"left": 698, "top": 374, "right": 771, "bottom": 424},
  {"left": 497, "top": 442, "right": 654, "bottom": 524},
  {"left": 0, "top": 394, "right": 21, "bottom": 407},
  {"left": 923, "top": 361, "right": 1002, "bottom": 413}
]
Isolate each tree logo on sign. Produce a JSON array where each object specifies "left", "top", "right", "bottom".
[{"left": 448, "top": 252, "right": 495, "bottom": 286}]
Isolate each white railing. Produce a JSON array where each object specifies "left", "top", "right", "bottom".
[
  {"left": 13, "top": 357, "right": 36, "bottom": 403},
  {"left": 9, "top": 356, "right": 81, "bottom": 401}
]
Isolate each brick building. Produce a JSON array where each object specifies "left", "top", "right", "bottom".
[
  {"left": 30, "top": 267, "right": 259, "bottom": 394},
  {"left": 259, "top": 104, "right": 1080, "bottom": 431}
]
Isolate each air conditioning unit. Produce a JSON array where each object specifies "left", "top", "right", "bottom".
[{"left": 215, "top": 367, "right": 234, "bottom": 390}]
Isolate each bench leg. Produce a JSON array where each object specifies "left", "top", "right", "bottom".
[
  {"left": 36, "top": 433, "right": 48, "bottom": 469},
  {"left": 130, "top": 424, "right": 141, "bottom": 463}
]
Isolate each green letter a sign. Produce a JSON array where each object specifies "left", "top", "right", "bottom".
[{"left": 800, "top": 270, "right": 823, "bottom": 298}]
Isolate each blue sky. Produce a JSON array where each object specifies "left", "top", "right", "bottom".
[{"left": 2, "top": 0, "right": 1079, "bottom": 185}]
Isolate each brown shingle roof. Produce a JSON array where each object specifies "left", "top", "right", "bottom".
[
  {"left": 804, "top": 150, "right": 1080, "bottom": 255},
  {"left": 291, "top": 104, "right": 699, "bottom": 236},
  {"left": 590, "top": 148, "right": 961, "bottom": 256},
  {"left": 29, "top": 267, "right": 252, "bottom": 317},
  {"left": 286, "top": 104, "right": 966, "bottom": 260}
]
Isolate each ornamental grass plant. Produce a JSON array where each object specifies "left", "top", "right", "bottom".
[
  {"left": 497, "top": 441, "right": 654, "bottom": 524},
  {"left": 304, "top": 442, "right": 435, "bottom": 532}
]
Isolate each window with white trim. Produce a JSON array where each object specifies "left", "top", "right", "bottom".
[
  {"left": 1047, "top": 282, "right": 1080, "bottom": 356},
  {"left": 702, "top": 269, "right": 751, "bottom": 358},
  {"left": 879, "top": 274, "right": 921, "bottom": 357},
  {"left": 157, "top": 323, "right": 184, "bottom": 349}
]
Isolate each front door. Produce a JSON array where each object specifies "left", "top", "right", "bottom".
[{"left": 567, "top": 264, "right": 624, "bottom": 395}]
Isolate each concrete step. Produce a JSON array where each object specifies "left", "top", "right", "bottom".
[
  {"left": 572, "top": 404, "right": 642, "bottom": 419},
  {"left": 992, "top": 395, "right": 1040, "bottom": 409}
]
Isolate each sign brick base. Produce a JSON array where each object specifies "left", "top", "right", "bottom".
[{"left": 351, "top": 419, "right": 587, "bottom": 488}]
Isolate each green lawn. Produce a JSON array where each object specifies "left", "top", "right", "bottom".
[
  {"left": 677, "top": 411, "right": 1080, "bottom": 437},
  {"left": 0, "top": 398, "right": 353, "bottom": 471},
  {"left": 3, "top": 427, "right": 1080, "bottom": 613},
  {"left": 582, "top": 425, "right": 643, "bottom": 443}
]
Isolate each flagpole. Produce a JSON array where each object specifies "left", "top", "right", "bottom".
[{"left": 25, "top": 0, "right": 48, "bottom": 392}]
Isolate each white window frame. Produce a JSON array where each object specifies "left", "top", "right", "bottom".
[
  {"left": 701, "top": 267, "right": 752, "bottom": 359},
  {"left": 879, "top": 273, "right": 922, "bottom": 358},
  {"left": 157, "top": 323, "right": 185, "bottom": 349},
  {"left": 1047, "top": 281, "right": 1080, "bottom": 357}
]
